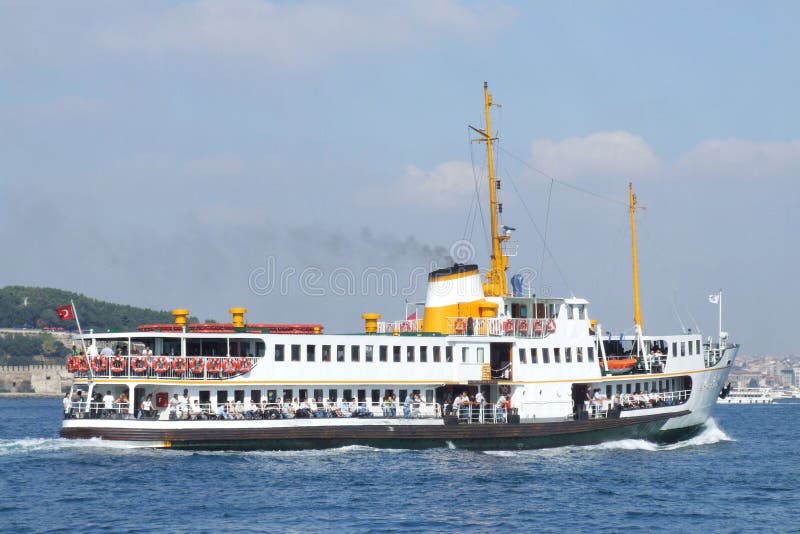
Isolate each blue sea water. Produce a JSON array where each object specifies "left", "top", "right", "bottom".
[{"left": 0, "top": 398, "right": 798, "bottom": 533}]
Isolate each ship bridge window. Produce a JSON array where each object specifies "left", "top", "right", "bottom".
[
  {"left": 576, "top": 347, "right": 583, "bottom": 363},
  {"left": 291, "top": 345, "right": 301, "bottom": 362},
  {"left": 322, "top": 345, "right": 331, "bottom": 362},
  {"left": 672, "top": 342, "right": 678, "bottom": 356},
  {"left": 446, "top": 346, "right": 453, "bottom": 362},
  {"left": 476, "top": 347, "right": 484, "bottom": 364},
  {"left": 565, "top": 347, "right": 572, "bottom": 363},
  {"left": 688, "top": 341, "right": 693, "bottom": 355},
  {"left": 406, "top": 346, "right": 414, "bottom": 362},
  {"left": 681, "top": 343, "right": 686, "bottom": 356},
  {"left": 554, "top": 348, "right": 561, "bottom": 363},
  {"left": 337, "top": 345, "right": 345, "bottom": 362},
  {"left": 433, "top": 346, "right": 441, "bottom": 362},
  {"left": 518, "top": 348, "right": 526, "bottom": 363},
  {"left": 420, "top": 346, "right": 428, "bottom": 362},
  {"left": 365, "top": 345, "right": 374, "bottom": 362},
  {"left": 307, "top": 345, "right": 316, "bottom": 362},
  {"left": 380, "top": 346, "right": 388, "bottom": 362},
  {"left": 531, "top": 348, "right": 538, "bottom": 364},
  {"left": 587, "top": 346, "right": 595, "bottom": 362},
  {"left": 461, "top": 347, "right": 469, "bottom": 363},
  {"left": 650, "top": 340, "right": 668, "bottom": 355},
  {"left": 352, "top": 345, "right": 360, "bottom": 362},
  {"left": 542, "top": 348, "right": 550, "bottom": 363},
  {"left": 696, "top": 340, "right": 701, "bottom": 354},
  {"left": 275, "top": 344, "right": 285, "bottom": 362},
  {"left": 393, "top": 346, "right": 401, "bottom": 362}
]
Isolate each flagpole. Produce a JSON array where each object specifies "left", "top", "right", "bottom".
[
  {"left": 71, "top": 300, "right": 87, "bottom": 354},
  {"left": 71, "top": 300, "right": 93, "bottom": 383}
]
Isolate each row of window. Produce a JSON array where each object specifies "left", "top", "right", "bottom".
[
  {"left": 274, "top": 344, "right": 458, "bottom": 363},
  {"left": 519, "top": 346, "right": 596, "bottom": 364},
  {"left": 604, "top": 377, "right": 690, "bottom": 398},
  {"left": 197, "top": 387, "right": 435, "bottom": 405},
  {"left": 674, "top": 340, "right": 701, "bottom": 357}
]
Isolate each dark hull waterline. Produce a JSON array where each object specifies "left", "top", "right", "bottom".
[{"left": 60, "top": 410, "right": 696, "bottom": 450}]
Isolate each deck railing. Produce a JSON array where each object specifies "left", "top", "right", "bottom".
[
  {"left": 68, "top": 355, "right": 260, "bottom": 380},
  {"left": 446, "top": 317, "right": 556, "bottom": 337}
]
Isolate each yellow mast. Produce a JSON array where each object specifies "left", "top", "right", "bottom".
[
  {"left": 474, "top": 82, "right": 509, "bottom": 297},
  {"left": 629, "top": 182, "right": 643, "bottom": 332}
]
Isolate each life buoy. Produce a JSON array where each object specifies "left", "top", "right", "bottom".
[
  {"left": 110, "top": 356, "right": 126, "bottom": 374},
  {"left": 546, "top": 318, "right": 556, "bottom": 334},
  {"left": 152, "top": 356, "right": 170, "bottom": 374},
  {"left": 221, "top": 357, "right": 239, "bottom": 374},
  {"left": 533, "top": 319, "right": 543, "bottom": 335},
  {"left": 206, "top": 358, "right": 221, "bottom": 375},
  {"left": 400, "top": 321, "right": 411, "bottom": 333},
  {"left": 503, "top": 319, "right": 514, "bottom": 335},
  {"left": 171, "top": 357, "right": 187, "bottom": 375},
  {"left": 77, "top": 357, "right": 89, "bottom": 373},
  {"left": 131, "top": 356, "right": 148, "bottom": 374},
  {"left": 454, "top": 318, "right": 466, "bottom": 334},
  {"left": 188, "top": 357, "right": 205, "bottom": 375},
  {"left": 519, "top": 320, "right": 529, "bottom": 335},
  {"left": 91, "top": 355, "right": 107, "bottom": 373},
  {"left": 237, "top": 358, "right": 253, "bottom": 374},
  {"left": 66, "top": 357, "right": 77, "bottom": 373}
]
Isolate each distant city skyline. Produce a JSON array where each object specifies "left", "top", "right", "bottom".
[{"left": 1, "top": 1, "right": 797, "bottom": 355}]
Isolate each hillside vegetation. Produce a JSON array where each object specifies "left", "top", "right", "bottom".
[{"left": 0, "top": 286, "right": 197, "bottom": 364}]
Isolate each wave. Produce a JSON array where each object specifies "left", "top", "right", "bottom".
[
  {"left": 483, "top": 418, "right": 733, "bottom": 456},
  {"left": 0, "top": 437, "right": 144, "bottom": 455}
]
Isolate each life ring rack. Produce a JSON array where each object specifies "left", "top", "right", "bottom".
[
  {"left": 151, "top": 356, "right": 170, "bottom": 375},
  {"left": 109, "top": 356, "right": 126, "bottom": 374},
  {"left": 91, "top": 355, "right": 107, "bottom": 373},
  {"left": 130, "top": 356, "right": 148, "bottom": 374}
]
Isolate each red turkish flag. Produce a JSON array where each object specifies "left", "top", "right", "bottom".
[{"left": 56, "top": 305, "right": 74, "bottom": 321}]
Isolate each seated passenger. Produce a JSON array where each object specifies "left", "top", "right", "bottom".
[
  {"left": 495, "top": 395, "right": 507, "bottom": 423},
  {"left": 190, "top": 400, "right": 204, "bottom": 420}
]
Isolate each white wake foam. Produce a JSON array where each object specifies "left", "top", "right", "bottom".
[{"left": 0, "top": 436, "right": 144, "bottom": 455}]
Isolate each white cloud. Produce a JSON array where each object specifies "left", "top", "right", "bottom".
[
  {"left": 531, "top": 131, "right": 663, "bottom": 181},
  {"left": 675, "top": 139, "right": 800, "bottom": 179},
  {"left": 381, "top": 160, "right": 476, "bottom": 207},
  {"left": 90, "top": 0, "right": 513, "bottom": 67}
]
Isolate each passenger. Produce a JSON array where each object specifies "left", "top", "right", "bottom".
[
  {"left": 102, "top": 390, "right": 115, "bottom": 416},
  {"left": 495, "top": 394, "right": 507, "bottom": 423},
  {"left": 307, "top": 397, "right": 317, "bottom": 417},
  {"left": 593, "top": 389, "right": 603, "bottom": 416},
  {"left": 114, "top": 392, "right": 128, "bottom": 413},
  {"left": 100, "top": 345, "right": 114, "bottom": 358},
  {"left": 169, "top": 393, "right": 180, "bottom": 419},
  {"left": 403, "top": 393, "right": 412, "bottom": 418},
  {"left": 215, "top": 403, "right": 232, "bottom": 420},
  {"left": 143, "top": 345, "right": 154, "bottom": 357},
  {"left": 382, "top": 395, "right": 392, "bottom": 417},
  {"left": 452, "top": 393, "right": 463, "bottom": 420},
  {"left": 411, "top": 394, "right": 422, "bottom": 418},
  {"left": 62, "top": 392, "right": 71, "bottom": 419},
  {"left": 474, "top": 390, "right": 485, "bottom": 422},
  {"left": 71, "top": 344, "right": 80, "bottom": 357},
  {"left": 314, "top": 398, "right": 325, "bottom": 418},
  {"left": 140, "top": 394, "right": 155, "bottom": 418},
  {"left": 91, "top": 392, "right": 103, "bottom": 418},
  {"left": 86, "top": 342, "right": 99, "bottom": 359},
  {"left": 390, "top": 395, "right": 397, "bottom": 417},
  {"left": 339, "top": 398, "right": 352, "bottom": 417},
  {"left": 70, "top": 390, "right": 83, "bottom": 417},
  {"left": 179, "top": 391, "right": 190, "bottom": 414},
  {"left": 460, "top": 391, "right": 470, "bottom": 421},
  {"left": 190, "top": 400, "right": 204, "bottom": 420}
]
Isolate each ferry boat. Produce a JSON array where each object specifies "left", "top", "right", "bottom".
[
  {"left": 717, "top": 387, "right": 773, "bottom": 404},
  {"left": 60, "top": 84, "right": 739, "bottom": 450}
]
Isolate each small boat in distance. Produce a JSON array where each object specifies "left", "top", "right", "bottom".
[
  {"left": 60, "top": 84, "right": 739, "bottom": 450},
  {"left": 717, "top": 387, "right": 773, "bottom": 404}
]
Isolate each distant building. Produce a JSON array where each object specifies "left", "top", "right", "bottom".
[{"left": 779, "top": 369, "right": 794, "bottom": 387}]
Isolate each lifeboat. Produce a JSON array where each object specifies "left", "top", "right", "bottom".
[{"left": 601, "top": 357, "right": 638, "bottom": 375}]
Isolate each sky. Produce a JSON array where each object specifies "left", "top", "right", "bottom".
[{"left": 1, "top": 0, "right": 798, "bottom": 356}]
